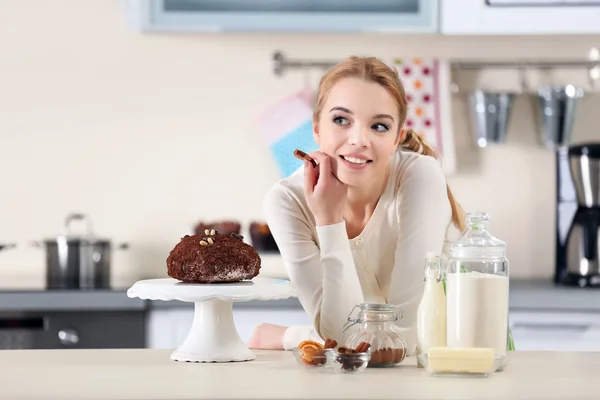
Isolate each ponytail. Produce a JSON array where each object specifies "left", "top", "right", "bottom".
[{"left": 399, "top": 129, "right": 466, "bottom": 232}]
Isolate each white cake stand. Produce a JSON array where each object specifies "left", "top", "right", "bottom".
[{"left": 127, "top": 277, "right": 297, "bottom": 363}]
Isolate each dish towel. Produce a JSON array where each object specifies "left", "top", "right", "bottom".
[
  {"left": 389, "top": 57, "right": 456, "bottom": 174},
  {"left": 258, "top": 88, "right": 318, "bottom": 178}
]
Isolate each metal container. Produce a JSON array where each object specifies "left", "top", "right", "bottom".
[
  {"left": 534, "top": 85, "right": 584, "bottom": 149},
  {"left": 564, "top": 143, "right": 600, "bottom": 285},
  {"left": 468, "top": 90, "right": 516, "bottom": 148},
  {"left": 33, "top": 213, "right": 128, "bottom": 290},
  {"left": 568, "top": 143, "right": 600, "bottom": 207}
]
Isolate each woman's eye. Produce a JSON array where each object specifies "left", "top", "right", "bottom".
[
  {"left": 333, "top": 116, "right": 349, "bottom": 126},
  {"left": 372, "top": 123, "right": 389, "bottom": 133}
]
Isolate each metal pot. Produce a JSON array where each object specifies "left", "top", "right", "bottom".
[{"left": 33, "top": 213, "right": 128, "bottom": 290}]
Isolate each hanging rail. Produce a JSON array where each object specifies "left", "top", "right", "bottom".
[{"left": 272, "top": 49, "right": 600, "bottom": 76}]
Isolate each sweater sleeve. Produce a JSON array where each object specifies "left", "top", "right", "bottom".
[
  {"left": 387, "top": 156, "right": 452, "bottom": 356},
  {"left": 263, "top": 183, "right": 365, "bottom": 348}
]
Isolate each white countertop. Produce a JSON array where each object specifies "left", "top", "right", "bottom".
[{"left": 1, "top": 349, "right": 598, "bottom": 399}]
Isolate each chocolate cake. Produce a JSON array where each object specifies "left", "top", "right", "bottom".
[
  {"left": 167, "top": 230, "right": 261, "bottom": 283},
  {"left": 194, "top": 221, "right": 240, "bottom": 236}
]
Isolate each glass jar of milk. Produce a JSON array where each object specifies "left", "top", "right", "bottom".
[{"left": 444, "top": 212, "right": 509, "bottom": 374}]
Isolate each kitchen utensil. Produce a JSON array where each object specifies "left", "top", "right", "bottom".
[
  {"left": 468, "top": 90, "right": 516, "bottom": 148},
  {"left": 127, "top": 276, "right": 296, "bottom": 363},
  {"left": 569, "top": 143, "right": 600, "bottom": 208},
  {"left": 33, "top": 213, "right": 128, "bottom": 290},
  {"left": 534, "top": 85, "right": 584, "bottom": 149}
]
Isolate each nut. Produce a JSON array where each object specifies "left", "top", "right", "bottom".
[
  {"left": 204, "top": 229, "right": 210, "bottom": 235},
  {"left": 210, "top": 229, "right": 216, "bottom": 235},
  {"left": 199, "top": 240, "right": 208, "bottom": 246},
  {"left": 207, "top": 237, "right": 214, "bottom": 245},
  {"left": 324, "top": 339, "right": 337, "bottom": 349}
]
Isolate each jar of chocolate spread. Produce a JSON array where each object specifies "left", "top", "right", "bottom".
[{"left": 343, "top": 303, "right": 408, "bottom": 368}]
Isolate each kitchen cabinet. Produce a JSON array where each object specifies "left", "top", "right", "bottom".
[
  {"left": 441, "top": 0, "right": 600, "bottom": 35},
  {"left": 509, "top": 310, "right": 600, "bottom": 352},
  {"left": 123, "top": 0, "right": 439, "bottom": 33},
  {"left": 148, "top": 307, "right": 600, "bottom": 351},
  {"left": 147, "top": 304, "right": 311, "bottom": 349}
]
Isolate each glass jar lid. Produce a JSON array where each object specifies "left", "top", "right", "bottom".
[
  {"left": 449, "top": 212, "right": 506, "bottom": 259},
  {"left": 343, "top": 303, "right": 402, "bottom": 332}
]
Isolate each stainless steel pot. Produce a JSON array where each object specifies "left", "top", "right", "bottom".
[{"left": 33, "top": 213, "right": 128, "bottom": 290}]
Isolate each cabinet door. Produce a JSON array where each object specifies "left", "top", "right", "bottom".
[
  {"left": 146, "top": 307, "right": 311, "bottom": 349},
  {"left": 509, "top": 311, "right": 600, "bottom": 351},
  {"left": 232, "top": 308, "right": 312, "bottom": 343},
  {"left": 125, "top": 0, "right": 439, "bottom": 33},
  {"left": 146, "top": 309, "right": 179, "bottom": 349},
  {"left": 441, "top": 0, "right": 600, "bottom": 35}
]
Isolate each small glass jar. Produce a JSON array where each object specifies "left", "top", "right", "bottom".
[
  {"left": 443, "top": 212, "right": 510, "bottom": 374},
  {"left": 343, "top": 303, "right": 408, "bottom": 368}
]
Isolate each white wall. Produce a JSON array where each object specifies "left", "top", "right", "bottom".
[{"left": 1, "top": 0, "right": 599, "bottom": 288}]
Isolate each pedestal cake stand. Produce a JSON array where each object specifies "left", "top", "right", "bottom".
[{"left": 127, "top": 277, "right": 297, "bottom": 363}]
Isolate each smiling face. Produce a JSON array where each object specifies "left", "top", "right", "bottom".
[{"left": 313, "top": 77, "right": 402, "bottom": 187}]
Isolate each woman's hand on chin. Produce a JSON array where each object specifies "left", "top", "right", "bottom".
[{"left": 303, "top": 151, "right": 347, "bottom": 227}]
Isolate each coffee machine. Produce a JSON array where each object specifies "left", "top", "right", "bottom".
[{"left": 555, "top": 142, "right": 600, "bottom": 287}]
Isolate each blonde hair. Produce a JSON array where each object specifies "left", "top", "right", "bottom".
[{"left": 313, "top": 56, "right": 466, "bottom": 232}]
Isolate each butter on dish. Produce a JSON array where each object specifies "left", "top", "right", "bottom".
[{"left": 425, "top": 347, "right": 496, "bottom": 376}]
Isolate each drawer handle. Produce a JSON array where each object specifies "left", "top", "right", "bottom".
[{"left": 512, "top": 323, "right": 590, "bottom": 332}]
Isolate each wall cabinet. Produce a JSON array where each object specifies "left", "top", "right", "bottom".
[
  {"left": 123, "top": 0, "right": 439, "bottom": 33},
  {"left": 441, "top": 0, "right": 600, "bottom": 35}
]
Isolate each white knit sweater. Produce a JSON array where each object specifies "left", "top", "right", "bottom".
[{"left": 263, "top": 150, "right": 454, "bottom": 355}]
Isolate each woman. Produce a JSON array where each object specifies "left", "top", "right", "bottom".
[{"left": 249, "top": 56, "right": 465, "bottom": 355}]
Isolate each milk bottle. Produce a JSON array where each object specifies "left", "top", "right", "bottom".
[{"left": 416, "top": 252, "right": 446, "bottom": 367}]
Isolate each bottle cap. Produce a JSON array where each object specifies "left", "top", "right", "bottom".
[{"left": 426, "top": 252, "right": 440, "bottom": 262}]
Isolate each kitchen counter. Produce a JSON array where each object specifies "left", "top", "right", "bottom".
[
  {"left": 149, "top": 278, "right": 600, "bottom": 312},
  {"left": 508, "top": 279, "right": 600, "bottom": 312},
  {"left": 2, "top": 278, "right": 600, "bottom": 313},
  {"left": 0, "top": 290, "right": 145, "bottom": 312},
  {"left": 1, "top": 349, "right": 598, "bottom": 399}
]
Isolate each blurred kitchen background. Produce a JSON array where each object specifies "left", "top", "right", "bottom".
[{"left": 2, "top": 0, "right": 600, "bottom": 352}]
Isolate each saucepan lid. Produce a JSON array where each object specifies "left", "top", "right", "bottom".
[{"left": 42, "top": 213, "right": 109, "bottom": 245}]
